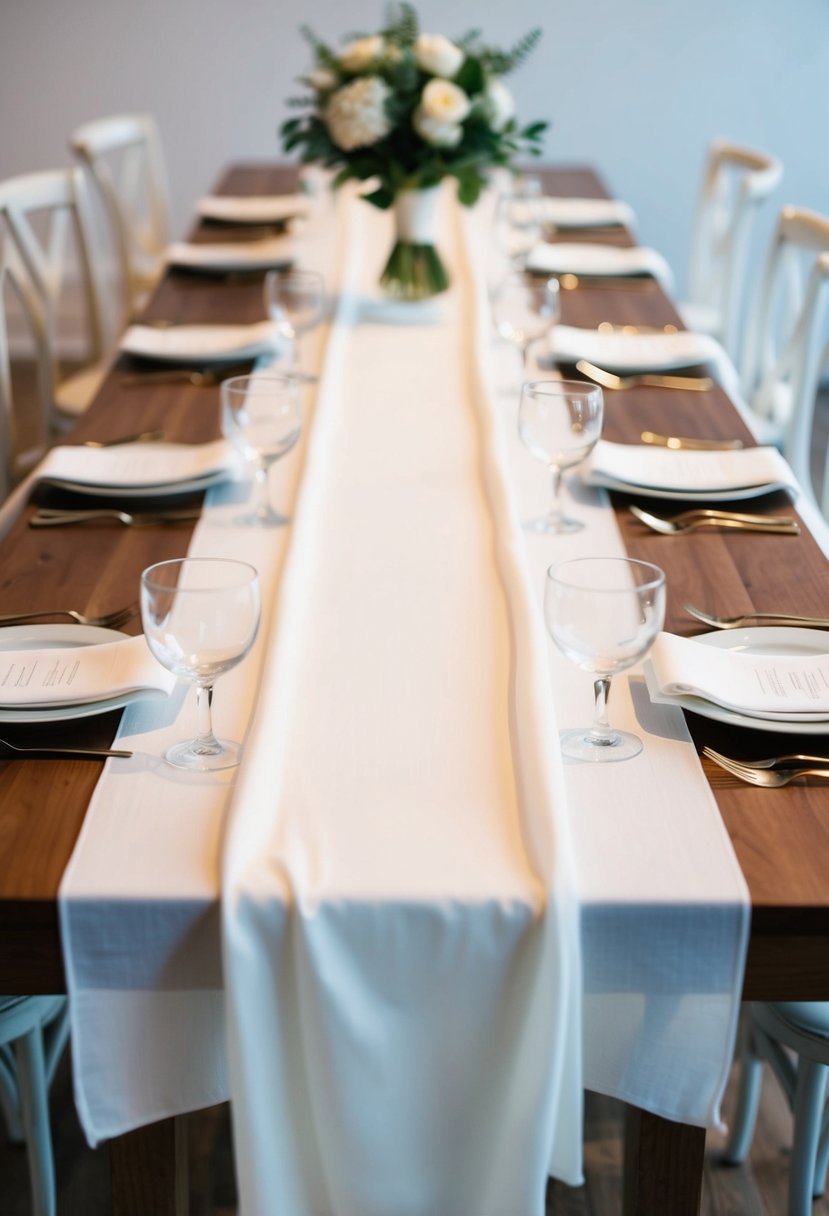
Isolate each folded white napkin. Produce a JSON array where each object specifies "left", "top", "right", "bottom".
[
  {"left": 36, "top": 439, "right": 237, "bottom": 491},
  {"left": 166, "top": 235, "right": 294, "bottom": 272},
  {"left": 583, "top": 440, "right": 797, "bottom": 497},
  {"left": 120, "top": 321, "right": 282, "bottom": 364},
  {"left": 646, "top": 632, "right": 829, "bottom": 721},
  {"left": 550, "top": 324, "right": 724, "bottom": 373},
  {"left": 197, "top": 194, "right": 311, "bottom": 225},
  {"left": 527, "top": 242, "right": 674, "bottom": 290},
  {"left": 541, "top": 197, "right": 635, "bottom": 229},
  {"left": 0, "top": 634, "right": 176, "bottom": 708}
]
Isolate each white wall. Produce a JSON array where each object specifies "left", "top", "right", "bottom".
[{"left": 2, "top": 0, "right": 828, "bottom": 296}]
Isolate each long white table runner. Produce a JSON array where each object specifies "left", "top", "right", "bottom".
[
  {"left": 57, "top": 176, "right": 749, "bottom": 1210},
  {"left": 222, "top": 189, "right": 582, "bottom": 1213}
]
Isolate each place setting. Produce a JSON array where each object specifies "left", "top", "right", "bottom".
[{"left": 543, "top": 321, "right": 732, "bottom": 391}]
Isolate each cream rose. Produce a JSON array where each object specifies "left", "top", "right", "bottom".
[
  {"left": 308, "top": 67, "right": 337, "bottom": 92},
  {"left": 419, "top": 78, "right": 471, "bottom": 125},
  {"left": 414, "top": 33, "right": 464, "bottom": 78},
  {"left": 338, "top": 35, "right": 383, "bottom": 73},
  {"left": 484, "top": 79, "right": 515, "bottom": 130},
  {"left": 412, "top": 108, "right": 463, "bottom": 147},
  {"left": 325, "top": 76, "right": 393, "bottom": 151}
]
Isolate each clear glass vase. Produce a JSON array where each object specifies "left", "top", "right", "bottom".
[{"left": 379, "top": 186, "right": 449, "bottom": 301}]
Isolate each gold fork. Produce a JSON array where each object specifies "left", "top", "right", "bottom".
[
  {"left": 576, "top": 359, "right": 712, "bottom": 391},
  {"left": 0, "top": 603, "right": 138, "bottom": 628},
  {"left": 640, "top": 430, "right": 744, "bottom": 451},
  {"left": 630, "top": 506, "right": 799, "bottom": 536},
  {"left": 684, "top": 603, "right": 829, "bottom": 629}
]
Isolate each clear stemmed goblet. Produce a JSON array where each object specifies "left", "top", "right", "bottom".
[
  {"left": 491, "top": 272, "right": 560, "bottom": 375},
  {"left": 545, "top": 557, "right": 666, "bottom": 763},
  {"left": 221, "top": 373, "right": 302, "bottom": 527},
  {"left": 518, "top": 379, "right": 604, "bottom": 534},
  {"left": 141, "top": 558, "right": 261, "bottom": 771},
  {"left": 264, "top": 268, "right": 325, "bottom": 378},
  {"left": 493, "top": 179, "right": 544, "bottom": 270}
]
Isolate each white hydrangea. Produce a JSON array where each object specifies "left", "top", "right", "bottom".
[
  {"left": 414, "top": 33, "right": 464, "bottom": 78},
  {"left": 419, "top": 78, "right": 471, "bottom": 125},
  {"left": 484, "top": 79, "right": 515, "bottom": 130},
  {"left": 413, "top": 107, "right": 462, "bottom": 147},
  {"left": 338, "top": 35, "right": 384, "bottom": 73},
  {"left": 325, "top": 76, "right": 393, "bottom": 151}
]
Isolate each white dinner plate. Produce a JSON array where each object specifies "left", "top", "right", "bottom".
[
  {"left": 586, "top": 472, "right": 795, "bottom": 502},
  {"left": 0, "top": 625, "right": 168, "bottom": 723},
  {"left": 646, "top": 627, "right": 829, "bottom": 734},
  {"left": 37, "top": 470, "right": 231, "bottom": 499}
]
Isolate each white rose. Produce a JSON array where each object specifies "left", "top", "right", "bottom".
[
  {"left": 414, "top": 33, "right": 464, "bottom": 78},
  {"left": 484, "top": 79, "right": 515, "bottom": 130},
  {"left": 325, "top": 76, "right": 393, "bottom": 151},
  {"left": 308, "top": 68, "right": 337, "bottom": 92},
  {"left": 413, "top": 107, "right": 463, "bottom": 147},
  {"left": 339, "top": 35, "right": 384, "bottom": 73},
  {"left": 419, "top": 78, "right": 471, "bottom": 125}
]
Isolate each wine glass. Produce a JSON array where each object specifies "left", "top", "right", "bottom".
[
  {"left": 264, "top": 268, "right": 325, "bottom": 378},
  {"left": 141, "top": 558, "right": 261, "bottom": 771},
  {"left": 493, "top": 180, "right": 544, "bottom": 270},
  {"left": 221, "top": 373, "right": 302, "bottom": 527},
  {"left": 518, "top": 379, "right": 604, "bottom": 534},
  {"left": 491, "top": 272, "right": 560, "bottom": 374},
  {"left": 545, "top": 557, "right": 666, "bottom": 763}
]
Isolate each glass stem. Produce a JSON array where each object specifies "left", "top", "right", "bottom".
[
  {"left": 193, "top": 684, "right": 222, "bottom": 755},
  {"left": 589, "top": 677, "right": 617, "bottom": 747},
  {"left": 253, "top": 460, "right": 270, "bottom": 520},
  {"left": 549, "top": 462, "right": 563, "bottom": 525}
]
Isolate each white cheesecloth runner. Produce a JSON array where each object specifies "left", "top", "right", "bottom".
[{"left": 59, "top": 180, "right": 749, "bottom": 1211}]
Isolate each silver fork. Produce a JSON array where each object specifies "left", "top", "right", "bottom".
[
  {"left": 703, "top": 747, "right": 829, "bottom": 771},
  {"left": 0, "top": 737, "right": 132, "bottom": 761},
  {"left": 0, "top": 604, "right": 138, "bottom": 628},
  {"left": 684, "top": 603, "right": 829, "bottom": 630},
  {"left": 30, "top": 508, "right": 201, "bottom": 528},
  {"left": 630, "top": 506, "right": 800, "bottom": 536},
  {"left": 702, "top": 748, "right": 829, "bottom": 787}
]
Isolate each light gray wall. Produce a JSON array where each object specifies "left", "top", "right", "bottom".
[{"left": 2, "top": 0, "right": 828, "bottom": 296}]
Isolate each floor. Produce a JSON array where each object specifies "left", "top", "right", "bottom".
[
  {"left": 3, "top": 371, "right": 829, "bottom": 1213},
  {"left": 1, "top": 1052, "right": 828, "bottom": 1214}
]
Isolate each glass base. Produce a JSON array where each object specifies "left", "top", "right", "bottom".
[
  {"left": 237, "top": 507, "right": 290, "bottom": 528},
  {"left": 560, "top": 727, "right": 643, "bottom": 763},
  {"left": 525, "top": 513, "right": 584, "bottom": 535},
  {"left": 165, "top": 736, "right": 241, "bottom": 771}
]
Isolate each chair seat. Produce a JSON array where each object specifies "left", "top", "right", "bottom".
[
  {"left": 54, "top": 361, "right": 108, "bottom": 417},
  {"left": 766, "top": 1001, "right": 829, "bottom": 1042}
]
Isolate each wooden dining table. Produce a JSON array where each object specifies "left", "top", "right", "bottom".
[{"left": 0, "top": 162, "right": 827, "bottom": 1216}]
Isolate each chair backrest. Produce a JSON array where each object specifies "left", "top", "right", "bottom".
[
  {"left": 687, "top": 139, "right": 782, "bottom": 362},
  {"left": 740, "top": 205, "right": 829, "bottom": 513},
  {"left": 70, "top": 113, "right": 170, "bottom": 321},
  {"left": 0, "top": 170, "right": 103, "bottom": 482}
]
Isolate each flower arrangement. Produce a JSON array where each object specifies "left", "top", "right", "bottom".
[{"left": 281, "top": 4, "right": 547, "bottom": 299}]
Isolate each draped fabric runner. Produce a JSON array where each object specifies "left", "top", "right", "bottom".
[{"left": 59, "top": 179, "right": 749, "bottom": 1213}]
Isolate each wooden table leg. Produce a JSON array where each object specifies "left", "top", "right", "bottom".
[
  {"left": 111, "top": 1116, "right": 188, "bottom": 1216},
  {"left": 623, "top": 1105, "right": 705, "bottom": 1216}
]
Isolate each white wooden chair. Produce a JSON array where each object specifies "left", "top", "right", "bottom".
[
  {"left": 0, "top": 168, "right": 109, "bottom": 423},
  {"left": 736, "top": 205, "right": 829, "bottom": 515},
  {"left": 724, "top": 1002, "right": 829, "bottom": 1216},
  {"left": 70, "top": 113, "right": 170, "bottom": 321},
  {"left": 0, "top": 996, "right": 69, "bottom": 1216},
  {"left": 680, "top": 139, "right": 782, "bottom": 365},
  {"left": 0, "top": 236, "right": 58, "bottom": 494}
]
